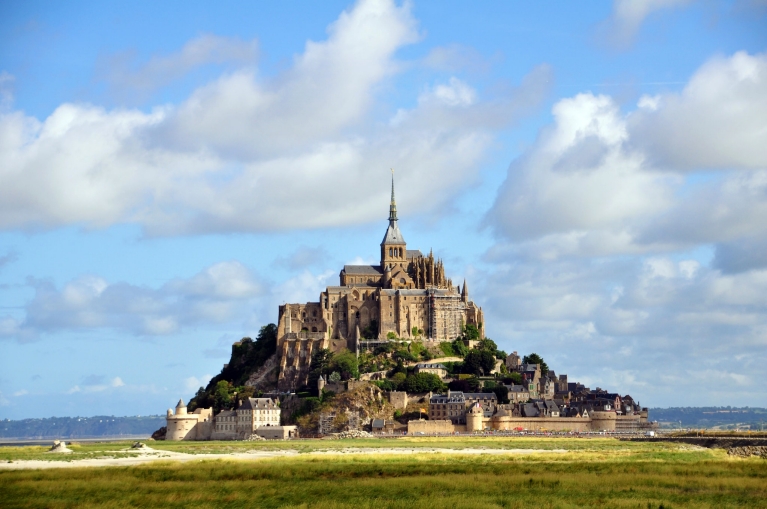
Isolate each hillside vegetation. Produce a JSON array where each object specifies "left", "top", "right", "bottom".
[{"left": 187, "top": 324, "right": 277, "bottom": 413}]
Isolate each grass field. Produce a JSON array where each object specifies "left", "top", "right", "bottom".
[{"left": 1, "top": 438, "right": 766, "bottom": 508}]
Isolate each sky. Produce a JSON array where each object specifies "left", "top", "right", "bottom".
[{"left": 0, "top": 0, "right": 766, "bottom": 419}]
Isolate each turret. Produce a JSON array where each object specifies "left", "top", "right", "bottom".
[
  {"left": 175, "top": 398, "right": 187, "bottom": 416},
  {"left": 318, "top": 374, "right": 326, "bottom": 393},
  {"left": 467, "top": 402, "right": 484, "bottom": 432},
  {"left": 461, "top": 279, "right": 468, "bottom": 302}
]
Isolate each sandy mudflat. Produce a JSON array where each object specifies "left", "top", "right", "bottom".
[{"left": 0, "top": 447, "right": 566, "bottom": 470}]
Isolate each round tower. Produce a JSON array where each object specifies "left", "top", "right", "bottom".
[
  {"left": 467, "top": 402, "right": 484, "bottom": 433},
  {"left": 318, "top": 374, "right": 326, "bottom": 393},
  {"left": 165, "top": 398, "right": 200, "bottom": 440},
  {"left": 590, "top": 410, "right": 617, "bottom": 432}
]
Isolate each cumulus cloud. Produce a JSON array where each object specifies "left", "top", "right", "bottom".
[
  {"left": 0, "top": 0, "right": 547, "bottom": 236},
  {"left": 481, "top": 50, "right": 767, "bottom": 407},
  {"left": 478, "top": 256, "right": 767, "bottom": 406},
  {"left": 629, "top": 51, "right": 767, "bottom": 170},
  {"left": 602, "top": 0, "right": 694, "bottom": 49},
  {"left": 486, "top": 51, "right": 767, "bottom": 260},
  {"left": 0, "top": 261, "right": 263, "bottom": 341}
]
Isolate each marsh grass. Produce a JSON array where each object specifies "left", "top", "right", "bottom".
[
  {"left": 2, "top": 438, "right": 767, "bottom": 508},
  {"left": 2, "top": 451, "right": 766, "bottom": 508},
  {"left": 0, "top": 437, "right": 694, "bottom": 461}
]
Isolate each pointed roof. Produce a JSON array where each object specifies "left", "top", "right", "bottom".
[
  {"left": 176, "top": 399, "right": 185, "bottom": 408},
  {"left": 381, "top": 170, "right": 406, "bottom": 246}
]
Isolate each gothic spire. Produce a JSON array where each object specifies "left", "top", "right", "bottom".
[{"left": 389, "top": 168, "right": 397, "bottom": 222}]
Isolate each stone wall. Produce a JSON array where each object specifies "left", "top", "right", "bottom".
[
  {"left": 408, "top": 419, "right": 460, "bottom": 435},
  {"left": 388, "top": 391, "right": 408, "bottom": 410},
  {"left": 487, "top": 416, "right": 593, "bottom": 432}
]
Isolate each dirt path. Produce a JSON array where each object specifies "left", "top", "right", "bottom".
[{"left": 0, "top": 447, "right": 566, "bottom": 470}]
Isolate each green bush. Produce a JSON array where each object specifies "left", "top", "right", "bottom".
[{"left": 401, "top": 373, "right": 445, "bottom": 393}]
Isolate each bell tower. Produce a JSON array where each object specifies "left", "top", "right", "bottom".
[{"left": 380, "top": 170, "right": 407, "bottom": 269}]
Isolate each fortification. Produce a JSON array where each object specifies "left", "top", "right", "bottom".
[
  {"left": 166, "top": 399, "right": 213, "bottom": 441},
  {"left": 276, "top": 175, "right": 485, "bottom": 390}
]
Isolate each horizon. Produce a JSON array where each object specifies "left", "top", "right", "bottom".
[{"left": 1, "top": 0, "right": 766, "bottom": 420}]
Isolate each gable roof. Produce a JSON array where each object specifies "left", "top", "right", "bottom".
[
  {"left": 239, "top": 397, "right": 278, "bottom": 410},
  {"left": 343, "top": 265, "right": 383, "bottom": 276}
]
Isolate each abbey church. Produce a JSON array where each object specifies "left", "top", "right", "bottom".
[{"left": 277, "top": 177, "right": 485, "bottom": 389}]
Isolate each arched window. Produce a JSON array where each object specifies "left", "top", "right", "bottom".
[{"left": 389, "top": 248, "right": 393, "bottom": 257}]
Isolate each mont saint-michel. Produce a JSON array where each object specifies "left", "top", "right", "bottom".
[{"left": 161, "top": 177, "right": 655, "bottom": 442}]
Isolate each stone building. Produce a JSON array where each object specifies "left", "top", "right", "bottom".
[
  {"left": 277, "top": 176, "right": 485, "bottom": 390},
  {"left": 167, "top": 396, "right": 285, "bottom": 441},
  {"left": 414, "top": 362, "right": 448, "bottom": 379},
  {"left": 165, "top": 399, "right": 213, "bottom": 441}
]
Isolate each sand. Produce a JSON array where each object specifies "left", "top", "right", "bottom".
[{"left": 0, "top": 447, "right": 566, "bottom": 470}]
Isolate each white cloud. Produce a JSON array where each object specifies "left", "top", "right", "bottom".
[
  {"left": 419, "top": 77, "right": 477, "bottom": 107},
  {"left": 481, "top": 50, "right": 767, "bottom": 407},
  {"left": 111, "top": 377, "right": 125, "bottom": 388},
  {"left": 0, "top": 261, "right": 264, "bottom": 341},
  {"left": 12, "top": 389, "right": 28, "bottom": 397},
  {"left": 0, "top": 0, "right": 548, "bottom": 236},
  {"left": 0, "top": 391, "right": 8, "bottom": 406},
  {"left": 629, "top": 51, "right": 767, "bottom": 170},
  {"left": 487, "top": 52, "right": 767, "bottom": 260}
]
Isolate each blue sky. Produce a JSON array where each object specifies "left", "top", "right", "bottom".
[{"left": 1, "top": 0, "right": 766, "bottom": 418}]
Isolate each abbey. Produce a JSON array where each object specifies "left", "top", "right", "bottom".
[{"left": 277, "top": 177, "right": 485, "bottom": 390}]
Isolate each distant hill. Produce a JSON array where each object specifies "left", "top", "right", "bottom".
[
  {"left": 650, "top": 407, "right": 767, "bottom": 429},
  {"left": 0, "top": 415, "right": 165, "bottom": 439}
]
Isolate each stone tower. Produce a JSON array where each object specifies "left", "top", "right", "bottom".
[
  {"left": 467, "top": 401, "right": 484, "bottom": 433},
  {"left": 380, "top": 172, "right": 407, "bottom": 270}
]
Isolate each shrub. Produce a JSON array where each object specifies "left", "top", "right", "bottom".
[
  {"left": 402, "top": 373, "right": 445, "bottom": 393},
  {"left": 439, "top": 342, "right": 454, "bottom": 357}
]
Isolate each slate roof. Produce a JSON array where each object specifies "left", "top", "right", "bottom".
[
  {"left": 381, "top": 221, "right": 406, "bottom": 245},
  {"left": 415, "top": 363, "right": 447, "bottom": 370},
  {"left": 522, "top": 404, "right": 540, "bottom": 417},
  {"left": 343, "top": 265, "right": 384, "bottom": 275},
  {"left": 371, "top": 419, "right": 385, "bottom": 428},
  {"left": 406, "top": 250, "right": 423, "bottom": 259},
  {"left": 239, "top": 397, "right": 278, "bottom": 410}
]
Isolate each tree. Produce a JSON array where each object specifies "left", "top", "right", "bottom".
[
  {"left": 487, "top": 385, "right": 509, "bottom": 404},
  {"left": 522, "top": 353, "right": 549, "bottom": 375},
  {"left": 307, "top": 348, "right": 334, "bottom": 395},
  {"left": 329, "top": 371, "right": 341, "bottom": 383},
  {"left": 477, "top": 338, "right": 498, "bottom": 353},
  {"left": 451, "top": 339, "right": 469, "bottom": 358},
  {"left": 447, "top": 379, "right": 471, "bottom": 392},
  {"left": 461, "top": 323, "right": 481, "bottom": 342},
  {"left": 462, "top": 349, "right": 496, "bottom": 376},
  {"left": 213, "top": 380, "right": 233, "bottom": 412},
  {"left": 386, "top": 331, "right": 398, "bottom": 340},
  {"left": 402, "top": 373, "right": 445, "bottom": 393},
  {"left": 331, "top": 349, "right": 359, "bottom": 380},
  {"left": 465, "top": 376, "right": 482, "bottom": 392},
  {"left": 503, "top": 372, "right": 522, "bottom": 385}
]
